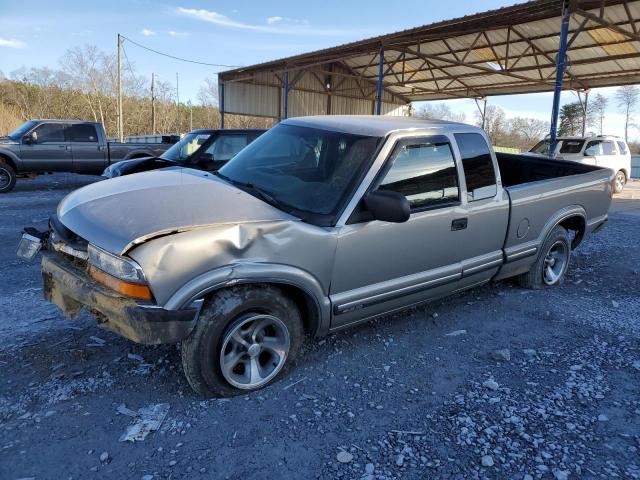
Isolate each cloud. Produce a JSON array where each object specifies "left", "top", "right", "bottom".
[
  {"left": 0, "top": 37, "right": 25, "bottom": 48},
  {"left": 168, "top": 30, "right": 188, "bottom": 38},
  {"left": 141, "top": 28, "right": 156, "bottom": 36},
  {"left": 176, "top": 7, "right": 354, "bottom": 36}
]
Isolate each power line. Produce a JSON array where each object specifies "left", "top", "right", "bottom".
[{"left": 121, "top": 35, "right": 241, "bottom": 69}]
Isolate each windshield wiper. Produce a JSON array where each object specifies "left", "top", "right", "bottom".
[{"left": 214, "top": 172, "right": 280, "bottom": 207}]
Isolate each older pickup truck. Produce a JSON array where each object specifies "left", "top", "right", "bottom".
[
  {"left": 20, "top": 116, "right": 613, "bottom": 397},
  {"left": 0, "top": 119, "right": 173, "bottom": 192}
]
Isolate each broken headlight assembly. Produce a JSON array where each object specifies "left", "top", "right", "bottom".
[{"left": 87, "top": 244, "right": 152, "bottom": 300}]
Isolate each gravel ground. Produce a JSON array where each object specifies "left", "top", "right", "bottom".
[{"left": 0, "top": 174, "right": 638, "bottom": 480}]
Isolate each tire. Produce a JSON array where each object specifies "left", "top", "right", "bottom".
[
  {"left": 518, "top": 225, "right": 571, "bottom": 289},
  {"left": 181, "top": 285, "right": 304, "bottom": 397},
  {"left": 612, "top": 170, "right": 626, "bottom": 194},
  {"left": 0, "top": 161, "right": 17, "bottom": 193}
]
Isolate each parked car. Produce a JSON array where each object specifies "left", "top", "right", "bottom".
[
  {"left": 0, "top": 120, "right": 175, "bottom": 193},
  {"left": 19, "top": 116, "right": 613, "bottom": 397},
  {"left": 102, "top": 128, "right": 266, "bottom": 178},
  {"left": 529, "top": 135, "right": 631, "bottom": 193}
]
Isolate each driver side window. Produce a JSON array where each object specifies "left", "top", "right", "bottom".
[
  {"left": 377, "top": 137, "right": 460, "bottom": 210},
  {"left": 31, "top": 123, "right": 66, "bottom": 143}
]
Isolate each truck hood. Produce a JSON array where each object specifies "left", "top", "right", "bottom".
[
  {"left": 0, "top": 136, "right": 18, "bottom": 145},
  {"left": 58, "top": 167, "right": 295, "bottom": 255}
]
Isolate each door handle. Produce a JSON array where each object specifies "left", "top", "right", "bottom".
[
  {"left": 451, "top": 218, "right": 468, "bottom": 231},
  {"left": 58, "top": 145, "right": 67, "bottom": 149}
]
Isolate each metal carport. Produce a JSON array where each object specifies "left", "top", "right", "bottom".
[{"left": 218, "top": 0, "right": 640, "bottom": 146}]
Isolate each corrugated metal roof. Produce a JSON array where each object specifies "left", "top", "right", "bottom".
[{"left": 220, "top": 0, "right": 640, "bottom": 117}]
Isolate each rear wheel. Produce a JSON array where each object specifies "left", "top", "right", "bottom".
[
  {"left": 0, "top": 161, "right": 17, "bottom": 193},
  {"left": 613, "top": 170, "right": 626, "bottom": 194},
  {"left": 518, "top": 225, "right": 571, "bottom": 289},
  {"left": 181, "top": 285, "right": 304, "bottom": 397}
]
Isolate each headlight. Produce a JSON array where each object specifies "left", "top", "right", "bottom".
[{"left": 88, "top": 244, "right": 146, "bottom": 284}]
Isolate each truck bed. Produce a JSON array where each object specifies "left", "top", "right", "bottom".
[
  {"left": 494, "top": 153, "right": 613, "bottom": 280},
  {"left": 496, "top": 153, "right": 603, "bottom": 187}
]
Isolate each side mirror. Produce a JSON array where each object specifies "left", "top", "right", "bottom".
[
  {"left": 23, "top": 132, "right": 37, "bottom": 144},
  {"left": 364, "top": 190, "right": 410, "bottom": 223},
  {"left": 584, "top": 147, "right": 596, "bottom": 156}
]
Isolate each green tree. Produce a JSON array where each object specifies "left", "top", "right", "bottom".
[{"left": 558, "top": 102, "right": 583, "bottom": 136}]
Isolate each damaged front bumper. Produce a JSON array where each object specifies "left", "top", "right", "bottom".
[{"left": 42, "top": 251, "right": 199, "bottom": 344}]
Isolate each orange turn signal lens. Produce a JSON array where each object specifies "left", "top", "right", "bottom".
[{"left": 88, "top": 265, "right": 153, "bottom": 301}]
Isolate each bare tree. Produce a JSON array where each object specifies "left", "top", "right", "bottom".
[
  {"left": 616, "top": 85, "right": 639, "bottom": 142},
  {"left": 589, "top": 94, "right": 608, "bottom": 135},
  {"left": 415, "top": 103, "right": 466, "bottom": 123}
]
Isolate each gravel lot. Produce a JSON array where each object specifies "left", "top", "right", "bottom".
[{"left": 1, "top": 174, "right": 639, "bottom": 480}]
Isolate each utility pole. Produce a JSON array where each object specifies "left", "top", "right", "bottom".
[
  {"left": 117, "top": 33, "right": 123, "bottom": 142},
  {"left": 475, "top": 97, "right": 488, "bottom": 130},
  {"left": 577, "top": 89, "right": 590, "bottom": 137},
  {"left": 151, "top": 73, "right": 156, "bottom": 134},
  {"left": 175, "top": 72, "right": 180, "bottom": 133},
  {"left": 188, "top": 101, "right": 193, "bottom": 131}
]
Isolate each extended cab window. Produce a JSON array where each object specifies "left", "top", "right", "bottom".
[
  {"left": 69, "top": 124, "right": 98, "bottom": 142},
  {"left": 378, "top": 138, "right": 459, "bottom": 209},
  {"left": 32, "top": 123, "right": 65, "bottom": 143},
  {"left": 454, "top": 133, "right": 497, "bottom": 202}
]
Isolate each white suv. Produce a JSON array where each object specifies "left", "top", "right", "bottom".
[{"left": 530, "top": 135, "right": 632, "bottom": 193}]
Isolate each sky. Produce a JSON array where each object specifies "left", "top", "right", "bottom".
[{"left": 0, "top": 0, "right": 636, "bottom": 138}]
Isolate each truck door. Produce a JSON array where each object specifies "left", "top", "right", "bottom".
[
  {"left": 329, "top": 133, "right": 509, "bottom": 329},
  {"left": 19, "top": 122, "right": 71, "bottom": 171},
  {"left": 68, "top": 123, "right": 107, "bottom": 173}
]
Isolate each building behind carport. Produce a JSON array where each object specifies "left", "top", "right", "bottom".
[{"left": 218, "top": 0, "right": 640, "bottom": 145}]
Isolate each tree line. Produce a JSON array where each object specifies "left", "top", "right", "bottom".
[
  {"left": 414, "top": 102, "right": 549, "bottom": 152},
  {"left": 0, "top": 45, "right": 273, "bottom": 138}
]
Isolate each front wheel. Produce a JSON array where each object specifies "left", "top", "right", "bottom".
[
  {"left": 518, "top": 225, "right": 571, "bottom": 289},
  {"left": 613, "top": 170, "right": 627, "bottom": 194},
  {"left": 181, "top": 285, "right": 304, "bottom": 397},
  {"left": 0, "top": 161, "right": 17, "bottom": 193}
]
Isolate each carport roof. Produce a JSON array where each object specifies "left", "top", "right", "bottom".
[{"left": 219, "top": 0, "right": 640, "bottom": 102}]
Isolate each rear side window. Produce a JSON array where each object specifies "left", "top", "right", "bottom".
[
  {"left": 378, "top": 137, "right": 459, "bottom": 210},
  {"left": 559, "top": 140, "right": 585, "bottom": 154},
  {"left": 617, "top": 141, "right": 628, "bottom": 155},
  {"left": 69, "top": 124, "right": 98, "bottom": 142},
  {"left": 32, "top": 123, "right": 65, "bottom": 143},
  {"left": 602, "top": 141, "right": 615, "bottom": 155},
  {"left": 454, "top": 133, "right": 497, "bottom": 201}
]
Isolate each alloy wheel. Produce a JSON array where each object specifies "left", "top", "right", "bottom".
[
  {"left": 219, "top": 314, "right": 290, "bottom": 389},
  {"left": 542, "top": 240, "right": 568, "bottom": 285}
]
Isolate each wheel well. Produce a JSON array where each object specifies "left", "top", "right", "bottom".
[
  {"left": 0, "top": 154, "right": 17, "bottom": 171},
  {"left": 204, "top": 282, "right": 321, "bottom": 336},
  {"left": 558, "top": 215, "right": 586, "bottom": 249}
]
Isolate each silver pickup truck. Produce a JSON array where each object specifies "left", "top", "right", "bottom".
[
  {"left": 0, "top": 119, "right": 173, "bottom": 193},
  {"left": 20, "top": 116, "right": 613, "bottom": 397}
]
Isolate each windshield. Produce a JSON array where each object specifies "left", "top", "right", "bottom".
[
  {"left": 161, "top": 132, "right": 211, "bottom": 162},
  {"left": 8, "top": 120, "right": 38, "bottom": 140},
  {"left": 218, "top": 124, "right": 381, "bottom": 222}
]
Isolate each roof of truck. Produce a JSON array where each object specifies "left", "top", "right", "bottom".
[
  {"left": 283, "top": 115, "right": 481, "bottom": 137},
  {"left": 31, "top": 119, "right": 100, "bottom": 124}
]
